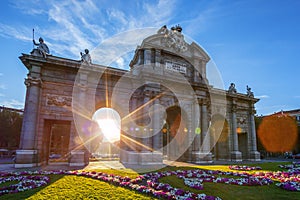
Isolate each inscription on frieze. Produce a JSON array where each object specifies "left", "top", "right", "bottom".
[{"left": 165, "top": 61, "right": 187, "bottom": 74}]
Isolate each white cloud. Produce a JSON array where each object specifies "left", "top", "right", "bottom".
[
  {"left": 256, "top": 95, "right": 269, "bottom": 99},
  {"left": 11, "top": 0, "right": 47, "bottom": 16},
  {"left": 0, "top": 23, "right": 32, "bottom": 41},
  {"left": 1, "top": 0, "right": 178, "bottom": 64},
  {"left": 92, "top": 28, "right": 156, "bottom": 66},
  {"left": 46, "top": 3, "right": 95, "bottom": 57},
  {"left": 143, "top": 0, "right": 175, "bottom": 26},
  {"left": 115, "top": 57, "right": 124, "bottom": 68},
  {"left": 0, "top": 99, "right": 24, "bottom": 109}
]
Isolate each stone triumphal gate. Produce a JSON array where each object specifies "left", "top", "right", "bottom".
[{"left": 15, "top": 26, "right": 260, "bottom": 168}]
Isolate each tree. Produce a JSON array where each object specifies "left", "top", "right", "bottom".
[{"left": 0, "top": 108, "right": 23, "bottom": 149}]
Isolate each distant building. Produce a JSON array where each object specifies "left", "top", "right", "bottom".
[
  {"left": 274, "top": 109, "right": 300, "bottom": 125},
  {"left": 0, "top": 106, "right": 24, "bottom": 114}
]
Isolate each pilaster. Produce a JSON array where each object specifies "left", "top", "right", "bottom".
[
  {"left": 199, "top": 99, "right": 212, "bottom": 162},
  {"left": 249, "top": 106, "right": 261, "bottom": 161},
  {"left": 16, "top": 64, "right": 42, "bottom": 167},
  {"left": 230, "top": 101, "right": 242, "bottom": 161}
]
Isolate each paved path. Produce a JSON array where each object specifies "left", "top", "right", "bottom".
[{"left": 0, "top": 158, "right": 295, "bottom": 173}]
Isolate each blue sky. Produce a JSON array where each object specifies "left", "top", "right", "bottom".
[{"left": 0, "top": 0, "right": 299, "bottom": 115}]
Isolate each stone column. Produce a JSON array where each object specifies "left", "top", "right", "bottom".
[
  {"left": 69, "top": 71, "right": 88, "bottom": 167},
  {"left": 129, "top": 96, "right": 138, "bottom": 151},
  {"left": 141, "top": 94, "right": 151, "bottom": 151},
  {"left": 198, "top": 60, "right": 208, "bottom": 83},
  {"left": 15, "top": 65, "right": 42, "bottom": 168},
  {"left": 120, "top": 95, "right": 136, "bottom": 164},
  {"left": 152, "top": 98, "right": 163, "bottom": 163},
  {"left": 249, "top": 106, "right": 261, "bottom": 161},
  {"left": 186, "top": 105, "right": 193, "bottom": 162},
  {"left": 193, "top": 58, "right": 201, "bottom": 83},
  {"left": 155, "top": 49, "right": 161, "bottom": 67},
  {"left": 152, "top": 99, "right": 161, "bottom": 150},
  {"left": 192, "top": 100, "right": 202, "bottom": 163},
  {"left": 138, "top": 49, "right": 144, "bottom": 65},
  {"left": 144, "top": 49, "right": 151, "bottom": 65},
  {"left": 230, "top": 102, "right": 242, "bottom": 161},
  {"left": 200, "top": 100, "right": 212, "bottom": 162}
]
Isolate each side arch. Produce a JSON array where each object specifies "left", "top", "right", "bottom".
[{"left": 210, "top": 114, "right": 230, "bottom": 160}]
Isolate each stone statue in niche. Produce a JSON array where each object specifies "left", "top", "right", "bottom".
[
  {"left": 80, "top": 49, "right": 92, "bottom": 64},
  {"left": 158, "top": 24, "right": 188, "bottom": 53},
  {"left": 246, "top": 85, "right": 254, "bottom": 97},
  {"left": 228, "top": 83, "right": 237, "bottom": 94},
  {"left": 31, "top": 37, "right": 50, "bottom": 58}
]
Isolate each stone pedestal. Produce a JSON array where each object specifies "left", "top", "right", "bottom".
[
  {"left": 249, "top": 151, "right": 261, "bottom": 161},
  {"left": 14, "top": 150, "right": 38, "bottom": 168},
  {"left": 120, "top": 151, "right": 163, "bottom": 165},
  {"left": 191, "top": 151, "right": 213, "bottom": 163},
  {"left": 230, "top": 151, "right": 242, "bottom": 162},
  {"left": 69, "top": 150, "right": 85, "bottom": 167}
]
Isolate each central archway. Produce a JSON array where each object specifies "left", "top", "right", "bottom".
[
  {"left": 91, "top": 107, "right": 121, "bottom": 159},
  {"left": 163, "top": 105, "right": 189, "bottom": 161},
  {"left": 210, "top": 115, "right": 229, "bottom": 160}
]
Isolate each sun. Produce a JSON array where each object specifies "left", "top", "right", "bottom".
[
  {"left": 92, "top": 108, "right": 121, "bottom": 143},
  {"left": 97, "top": 118, "right": 120, "bottom": 143}
]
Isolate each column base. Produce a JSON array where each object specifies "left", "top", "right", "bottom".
[
  {"left": 120, "top": 151, "right": 163, "bottom": 165},
  {"left": 231, "top": 151, "right": 242, "bottom": 162},
  {"left": 249, "top": 151, "right": 261, "bottom": 161},
  {"left": 191, "top": 151, "right": 213, "bottom": 163},
  {"left": 69, "top": 150, "right": 86, "bottom": 167},
  {"left": 14, "top": 150, "right": 39, "bottom": 168}
]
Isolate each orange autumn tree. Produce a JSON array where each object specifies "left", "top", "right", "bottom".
[{"left": 258, "top": 114, "right": 298, "bottom": 152}]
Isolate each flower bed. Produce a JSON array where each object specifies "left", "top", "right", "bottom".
[
  {"left": 278, "top": 161, "right": 300, "bottom": 173},
  {"left": 229, "top": 165, "right": 262, "bottom": 171},
  {"left": 0, "top": 172, "right": 50, "bottom": 196},
  {"left": 1, "top": 163, "right": 300, "bottom": 198}
]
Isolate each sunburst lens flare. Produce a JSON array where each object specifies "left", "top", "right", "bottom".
[{"left": 92, "top": 108, "right": 121, "bottom": 143}]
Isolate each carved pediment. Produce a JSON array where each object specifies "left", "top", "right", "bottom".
[{"left": 139, "top": 25, "right": 210, "bottom": 62}]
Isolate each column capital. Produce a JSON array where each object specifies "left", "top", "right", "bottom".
[
  {"left": 198, "top": 98, "right": 209, "bottom": 106},
  {"left": 24, "top": 76, "right": 42, "bottom": 87},
  {"left": 74, "top": 83, "right": 87, "bottom": 92},
  {"left": 248, "top": 103, "right": 256, "bottom": 115},
  {"left": 249, "top": 108, "right": 256, "bottom": 115}
]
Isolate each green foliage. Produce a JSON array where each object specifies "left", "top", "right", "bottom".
[{"left": 0, "top": 108, "right": 23, "bottom": 148}]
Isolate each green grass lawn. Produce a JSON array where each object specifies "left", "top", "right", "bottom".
[{"left": 0, "top": 162, "right": 299, "bottom": 200}]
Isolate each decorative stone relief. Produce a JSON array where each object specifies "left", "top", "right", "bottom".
[
  {"left": 46, "top": 94, "right": 72, "bottom": 107},
  {"left": 158, "top": 25, "right": 188, "bottom": 53},
  {"left": 237, "top": 117, "right": 247, "bottom": 125}
]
